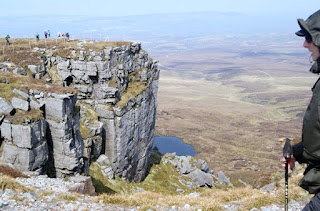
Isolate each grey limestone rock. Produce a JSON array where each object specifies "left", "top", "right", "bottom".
[
  {"left": 216, "top": 171, "right": 233, "bottom": 187},
  {"left": 45, "top": 94, "right": 76, "bottom": 121},
  {"left": 47, "top": 111, "right": 84, "bottom": 176},
  {"left": 13, "top": 88, "right": 29, "bottom": 99},
  {"left": 96, "top": 155, "right": 115, "bottom": 179},
  {"left": 176, "top": 156, "right": 192, "bottom": 174},
  {"left": 67, "top": 175, "right": 96, "bottom": 196},
  {"left": 28, "top": 65, "right": 40, "bottom": 74},
  {"left": 11, "top": 97, "right": 29, "bottom": 111},
  {"left": 95, "top": 104, "right": 114, "bottom": 119},
  {"left": 11, "top": 120, "right": 46, "bottom": 149},
  {"left": 0, "top": 43, "right": 160, "bottom": 182},
  {"left": 260, "top": 182, "right": 276, "bottom": 194},
  {"left": 13, "top": 68, "right": 26, "bottom": 75},
  {"left": 0, "top": 97, "right": 14, "bottom": 115},
  {"left": 1, "top": 118, "right": 48, "bottom": 171},
  {"left": 187, "top": 169, "right": 214, "bottom": 187},
  {"left": 196, "top": 159, "right": 209, "bottom": 173},
  {"left": 0, "top": 120, "right": 11, "bottom": 140}
]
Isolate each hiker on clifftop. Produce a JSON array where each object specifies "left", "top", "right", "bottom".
[
  {"left": 66, "top": 32, "right": 70, "bottom": 40},
  {"left": 5, "top": 35, "right": 10, "bottom": 45},
  {"left": 281, "top": 9, "right": 320, "bottom": 210},
  {"left": 47, "top": 30, "right": 50, "bottom": 38},
  {"left": 44, "top": 31, "right": 48, "bottom": 39},
  {"left": 35, "top": 32, "right": 39, "bottom": 41}
]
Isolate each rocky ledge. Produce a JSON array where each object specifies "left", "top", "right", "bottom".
[{"left": 0, "top": 39, "right": 159, "bottom": 182}]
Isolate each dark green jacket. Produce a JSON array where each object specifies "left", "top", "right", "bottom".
[
  {"left": 293, "top": 9, "right": 320, "bottom": 194},
  {"left": 294, "top": 74, "right": 320, "bottom": 194}
]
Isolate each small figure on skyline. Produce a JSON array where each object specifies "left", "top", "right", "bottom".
[
  {"left": 35, "top": 32, "right": 39, "bottom": 41},
  {"left": 66, "top": 32, "right": 70, "bottom": 40},
  {"left": 5, "top": 35, "right": 10, "bottom": 45},
  {"left": 57, "top": 31, "right": 61, "bottom": 37},
  {"left": 47, "top": 30, "right": 50, "bottom": 38},
  {"left": 44, "top": 31, "right": 48, "bottom": 39}
]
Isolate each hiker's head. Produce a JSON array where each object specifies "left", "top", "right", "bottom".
[{"left": 296, "top": 10, "right": 320, "bottom": 61}]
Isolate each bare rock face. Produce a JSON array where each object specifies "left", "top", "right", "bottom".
[
  {"left": 51, "top": 42, "right": 160, "bottom": 182},
  {"left": 1, "top": 118, "right": 48, "bottom": 172},
  {"left": 45, "top": 94, "right": 84, "bottom": 177},
  {"left": 0, "top": 97, "right": 14, "bottom": 115},
  {"left": 0, "top": 41, "right": 159, "bottom": 182}
]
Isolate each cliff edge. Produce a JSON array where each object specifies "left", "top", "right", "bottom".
[{"left": 0, "top": 38, "right": 160, "bottom": 182}]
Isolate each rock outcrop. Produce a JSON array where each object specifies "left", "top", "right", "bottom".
[{"left": 0, "top": 40, "right": 160, "bottom": 182}]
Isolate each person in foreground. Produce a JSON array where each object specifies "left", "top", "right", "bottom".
[{"left": 281, "top": 9, "right": 320, "bottom": 210}]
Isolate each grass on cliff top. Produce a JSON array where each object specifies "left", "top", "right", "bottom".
[
  {"left": 115, "top": 69, "right": 148, "bottom": 108},
  {"left": 5, "top": 109, "right": 44, "bottom": 125},
  {"left": 0, "top": 38, "right": 132, "bottom": 61},
  {"left": 0, "top": 72, "right": 77, "bottom": 102}
]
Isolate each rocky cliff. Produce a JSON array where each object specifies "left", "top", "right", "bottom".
[{"left": 0, "top": 39, "right": 159, "bottom": 182}]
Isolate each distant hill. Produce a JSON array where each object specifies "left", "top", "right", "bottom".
[{"left": 0, "top": 11, "right": 297, "bottom": 41}]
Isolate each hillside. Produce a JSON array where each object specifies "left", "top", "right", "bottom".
[{"left": 0, "top": 37, "right": 314, "bottom": 210}]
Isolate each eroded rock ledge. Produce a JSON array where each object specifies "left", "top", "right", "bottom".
[{"left": 0, "top": 40, "right": 160, "bottom": 182}]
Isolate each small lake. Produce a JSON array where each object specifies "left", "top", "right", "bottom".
[{"left": 153, "top": 136, "right": 196, "bottom": 156}]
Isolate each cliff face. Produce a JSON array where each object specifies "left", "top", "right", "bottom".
[{"left": 0, "top": 40, "right": 159, "bottom": 182}]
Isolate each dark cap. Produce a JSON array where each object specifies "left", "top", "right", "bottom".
[{"left": 295, "top": 19, "right": 311, "bottom": 37}]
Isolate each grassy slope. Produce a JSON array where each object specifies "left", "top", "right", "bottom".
[{"left": 154, "top": 46, "right": 316, "bottom": 187}]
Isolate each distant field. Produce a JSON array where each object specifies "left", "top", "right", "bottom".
[{"left": 152, "top": 37, "right": 317, "bottom": 187}]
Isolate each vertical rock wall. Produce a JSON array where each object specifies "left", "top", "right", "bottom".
[
  {"left": 0, "top": 41, "right": 159, "bottom": 182},
  {"left": 49, "top": 42, "right": 160, "bottom": 181},
  {"left": 1, "top": 118, "right": 48, "bottom": 172},
  {"left": 45, "top": 94, "right": 84, "bottom": 177}
]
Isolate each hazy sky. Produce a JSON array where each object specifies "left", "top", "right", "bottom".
[{"left": 1, "top": 0, "right": 318, "bottom": 18}]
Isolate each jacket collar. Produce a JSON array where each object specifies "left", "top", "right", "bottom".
[{"left": 309, "top": 58, "right": 320, "bottom": 74}]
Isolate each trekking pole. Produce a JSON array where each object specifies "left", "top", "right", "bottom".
[{"left": 283, "top": 138, "right": 292, "bottom": 211}]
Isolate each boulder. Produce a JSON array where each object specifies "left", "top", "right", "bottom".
[
  {"left": 196, "top": 159, "right": 209, "bottom": 173},
  {"left": 216, "top": 171, "right": 233, "bottom": 187},
  {"left": 45, "top": 94, "right": 76, "bottom": 121},
  {"left": 12, "top": 120, "right": 46, "bottom": 149},
  {"left": 13, "top": 89, "right": 29, "bottom": 99},
  {"left": 176, "top": 156, "right": 192, "bottom": 174},
  {"left": 13, "top": 68, "right": 26, "bottom": 75},
  {"left": 11, "top": 97, "right": 29, "bottom": 111},
  {"left": 67, "top": 176, "right": 96, "bottom": 196},
  {"left": 0, "top": 120, "right": 11, "bottom": 140},
  {"left": 1, "top": 138, "right": 48, "bottom": 171},
  {"left": 95, "top": 104, "right": 114, "bottom": 119},
  {"left": 187, "top": 169, "right": 214, "bottom": 187},
  {"left": 28, "top": 65, "right": 40, "bottom": 74},
  {"left": 96, "top": 155, "right": 114, "bottom": 179},
  {"left": 0, "top": 97, "right": 14, "bottom": 115}
]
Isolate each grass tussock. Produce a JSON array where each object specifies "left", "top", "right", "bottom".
[
  {"left": 90, "top": 156, "right": 312, "bottom": 210},
  {"left": 78, "top": 102, "right": 99, "bottom": 139},
  {"left": 0, "top": 164, "right": 29, "bottom": 178},
  {"left": 5, "top": 109, "right": 44, "bottom": 125},
  {"left": 0, "top": 174, "right": 31, "bottom": 192},
  {"left": 58, "top": 192, "right": 81, "bottom": 201},
  {"left": 115, "top": 81, "right": 147, "bottom": 108}
]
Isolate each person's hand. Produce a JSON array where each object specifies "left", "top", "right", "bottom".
[{"left": 281, "top": 155, "right": 296, "bottom": 170}]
